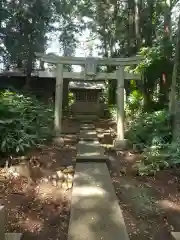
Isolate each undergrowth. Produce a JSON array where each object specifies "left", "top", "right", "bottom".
[
  {"left": 125, "top": 108, "right": 180, "bottom": 176},
  {"left": 0, "top": 90, "right": 53, "bottom": 156},
  {"left": 124, "top": 90, "right": 180, "bottom": 176},
  {"left": 126, "top": 109, "right": 171, "bottom": 147},
  {"left": 136, "top": 143, "right": 180, "bottom": 176},
  {"left": 109, "top": 105, "right": 117, "bottom": 121}
]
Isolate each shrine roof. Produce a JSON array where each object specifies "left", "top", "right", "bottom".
[{"left": 69, "top": 81, "right": 105, "bottom": 90}]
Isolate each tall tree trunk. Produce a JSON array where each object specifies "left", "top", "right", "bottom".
[
  {"left": 24, "top": 17, "right": 36, "bottom": 90},
  {"left": 127, "top": 0, "right": 135, "bottom": 55},
  {"left": 164, "top": 0, "right": 172, "bottom": 41},
  {"left": 144, "top": 0, "right": 155, "bottom": 47},
  {"left": 169, "top": 14, "right": 180, "bottom": 142},
  {"left": 135, "top": 0, "right": 140, "bottom": 51},
  {"left": 163, "top": 0, "right": 172, "bottom": 58},
  {"left": 24, "top": 40, "right": 34, "bottom": 90}
]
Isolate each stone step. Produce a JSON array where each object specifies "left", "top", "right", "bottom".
[
  {"left": 79, "top": 130, "right": 97, "bottom": 140},
  {"left": 79, "top": 138, "right": 99, "bottom": 142},
  {"left": 76, "top": 140, "right": 107, "bottom": 162},
  {"left": 5, "top": 233, "right": 22, "bottom": 240},
  {"left": 171, "top": 232, "right": 180, "bottom": 240},
  {"left": 76, "top": 155, "right": 108, "bottom": 162},
  {"left": 80, "top": 124, "right": 95, "bottom": 130},
  {"left": 75, "top": 115, "right": 98, "bottom": 121},
  {"left": 68, "top": 162, "right": 129, "bottom": 240},
  {"left": 80, "top": 120, "right": 93, "bottom": 124}
]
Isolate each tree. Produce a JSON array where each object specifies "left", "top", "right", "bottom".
[
  {"left": 169, "top": 12, "right": 180, "bottom": 141},
  {"left": 0, "top": 0, "right": 57, "bottom": 88}
]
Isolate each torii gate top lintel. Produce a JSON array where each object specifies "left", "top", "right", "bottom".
[{"left": 35, "top": 52, "right": 143, "bottom": 66}]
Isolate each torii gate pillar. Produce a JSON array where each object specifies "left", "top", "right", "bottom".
[
  {"left": 113, "top": 66, "right": 129, "bottom": 150},
  {"left": 54, "top": 64, "right": 64, "bottom": 141}
]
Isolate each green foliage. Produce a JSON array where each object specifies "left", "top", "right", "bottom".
[
  {"left": 136, "top": 147, "right": 169, "bottom": 176},
  {"left": 135, "top": 46, "right": 165, "bottom": 73},
  {"left": 127, "top": 105, "right": 180, "bottom": 176},
  {"left": 125, "top": 107, "right": 177, "bottom": 176},
  {"left": 68, "top": 92, "right": 75, "bottom": 106},
  {"left": 125, "top": 90, "right": 144, "bottom": 115},
  {"left": 109, "top": 105, "right": 117, "bottom": 121},
  {"left": 133, "top": 44, "right": 173, "bottom": 111},
  {"left": 2, "top": 0, "right": 57, "bottom": 68},
  {"left": 136, "top": 143, "right": 180, "bottom": 176},
  {"left": 0, "top": 91, "right": 53, "bottom": 155},
  {"left": 126, "top": 109, "right": 171, "bottom": 146}
]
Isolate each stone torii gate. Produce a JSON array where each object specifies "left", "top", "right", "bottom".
[{"left": 36, "top": 53, "right": 142, "bottom": 149}]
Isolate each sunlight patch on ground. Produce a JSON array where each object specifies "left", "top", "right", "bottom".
[
  {"left": 122, "top": 183, "right": 134, "bottom": 190},
  {"left": 35, "top": 181, "right": 63, "bottom": 202},
  {"left": 20, "top": 216, "right": 44, "bottom": 233},
  {"left": 74, "top": 186, "right": 107, "bottom": 197},
  {"left": 158, "top": 199, "right": 180, "bottom": 212}
]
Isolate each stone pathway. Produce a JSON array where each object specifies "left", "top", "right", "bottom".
[
  {"left": 68, "top": 123, "right": 129, "bottom": 240},
  {"left": 172, "top": 232, "right": 180, "bottom": 240},
  {"left": 76, "top": 140, "right": 107, "bottom": 162},
  {"left": 79, "top": 129, "right": 97, "bottom": 140},
  {"left": 5, "top": 234, "right": 22, "bottom": 240}
]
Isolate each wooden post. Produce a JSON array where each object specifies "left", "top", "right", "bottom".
[
  {"left": 0, "top": 206, "right": 5, "bottom": 240},
  {"left": 54, "top": 64, "right": 63, "bottom": 135}
]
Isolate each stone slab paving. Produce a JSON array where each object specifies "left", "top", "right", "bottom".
[
  {"left": 5, "top": 233, "right": 22, "bottom": 240},
  {"left": 68, "top": 162, "right": 129, "bottom": 240},
  {"left": 172, "top": 232, "right": 180, "bottom": 240},
  {"left": 68, "top": 123, "right": 129, "bottom": 240},
  {"left": 79, "top": 130, "right": 97, "bottom": 140},
  {"left": 80, "top": 120, "right": 93, "bottom": 124},
  {"left": 76, "top": 140, "right": 107, "bottom": 162}
]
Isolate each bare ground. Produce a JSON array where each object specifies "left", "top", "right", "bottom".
[
  {"left": 95, "top": 119, "right": 180, "bottom": 240},
  {"left": 1, "top": 118, "right": 180, "bottom": 240},
  {"left": 0, "top": 119, "right": 79, "bottom": 240}
]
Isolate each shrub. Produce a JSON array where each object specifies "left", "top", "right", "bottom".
[
  {"left": 125, "top": 90, "right": 144, "bottom": 116},
  {"left": 125, "top": 107, "right": 176, "bottom": 176},
  {"left": 0, "top": 90, "right": 53, "bottom": 155},
  {"left": 136, "top": 143, "right": 180, "bottom": 176},
  {"left": 125, "top": 109, "right": 171, "bottom": 147},
  {"left": 109, "top": 105, "right": 117, "bottom": 121}
]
